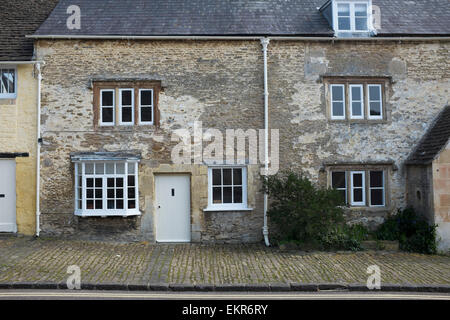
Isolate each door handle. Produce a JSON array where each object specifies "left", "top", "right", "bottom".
[
  {"left": 0, "top": 194, "right": 5, "bottom": 198},
  {"left": 158, "top": 205, "right": 161, "bottom": 209}
]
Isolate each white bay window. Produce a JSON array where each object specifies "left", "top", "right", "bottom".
[{"left": 74, "top": 161, "right": 139, "bottom": 216}]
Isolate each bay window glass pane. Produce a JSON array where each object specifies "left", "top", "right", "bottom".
[
  {"left": 128, "top": 163, "right": 135, "bottom": 174},
  {"left": 107, "top": 177, "right": 114, "bottom": 187},
  {"left": 332, "top": 172, "right": 346, "bottom": 189},
  {"left": 116, "top": 178, "right": 123, "bottom": 188},
  {"left": 95, "top": 163, "right": 104, "bottom": 174},
  {"left": 106, "top": 163, "right": 115, "bottom": 174},
  {"left": 128, "top": 188, "right": 135, "bottom": 198},
  {"left": 85, "top": 163, "right": 94, "bottom": 174},
  {"left": 116, "top": 163, "right": 125, "bottom": 174},
  {"left": 127, "top": 175, "right": 135, "bottom": 186},
  {"left": 223, "top": 187, "right": 232, "bottom": 203},
  {"left": 86, "top": 178, "right": 93, "bottom": 188},
  {"left": 370, "top": 171, "right": 383, "bottom": 188},
  {"left": 116, "top": 200, "right": 124, "bottom": 209},
  {"left": 370, "top": 189, "right": 384, "bottom": 206},
  {"left": 128, "top": 200, "right": 136, "bottom": 209},
  {"left": 95, "top": 200, "right": 102, "bottom": 209},
  {"left": 87, "top": 189, "right": 93, "bottom": 198}
]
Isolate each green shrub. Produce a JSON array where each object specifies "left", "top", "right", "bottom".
[
  {"left": 375, "top": 208, "right": 437, "bottom": 254},
  {"left": 262, "top": 171, "right": 365, "bottom": 251}
]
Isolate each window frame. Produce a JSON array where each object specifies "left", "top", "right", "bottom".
[
  {"left": 99, "top": 89, "right": 115, "bottom": 126},
  {"left": 138, "top": 88, "right": 154, "bottom": 125},
  {"left": 74, "top": 161, "right": 140, "bottom": 217},
  {"left": 349, "top": 84, "right": 364, "bottom": 119},
  {"left": 207, "top": 166, "right": 249, "bottom": 211},
  {"left": 367, "top": 84, "right": 383, "bottom": 120},
  {"left": 0, "top": 66, "right": 17, "bottom": 99},
  {"left": 330, "top": 84, "right": 346, "bottom": 120},
  {"left": 333, "top": 0, "right": 371, "bottom": 33},
  {"left": 369, "top": 170, "right": 385, "bottom": 207},
  {"left": 118, "top": 88, "right": 135, "bottom": 125},
  {"left": 350, "top": 171, "right": 366, "bottom": 206}
]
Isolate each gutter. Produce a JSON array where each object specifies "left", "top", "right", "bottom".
[
  {"left": 0, "top": 61, "right": 45, "bottom": 65},
  {"left": 26, "top": 35, "right": 450, "bottom": 41},
  {"left": 261, "top": 38, "right": 271, "bottom": 247},
  {"left": 35, "top": 62, "right": 43, "bottom": 237}
]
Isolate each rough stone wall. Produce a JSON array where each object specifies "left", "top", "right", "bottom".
[
  {"left": 0, "top": 64, "right": 37, "bottom": 235},
  {"left": 36, "top": 40, "right": 265, "bottom": 242},
  {"left": 432, "top": 141, "right": 450, "bottom": 253},
  {"left": 268, "top": 40, "right": 450, "bottom": 227},
  {"left": 36, "top": 39, "right": 449, "bottom": 241}
]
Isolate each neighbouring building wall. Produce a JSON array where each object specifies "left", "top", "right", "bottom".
[
  {"left": 268, "top": 40, "right": 449, "bottom": 228},
  {"left": 432, "top": 140, "right": 450, "bottom": 253},
  {"left": 0, "top": 64, "right": 37, "bottom": 235},
  {"left": 36, "top": 39, "right": 449, "bottom": 241}
]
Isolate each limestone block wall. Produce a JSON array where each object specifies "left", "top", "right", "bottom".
[
  {"left": 432, "top": 141, "right": 450, "bottom": 253},
  {"left": 0, "top": 64, "right": 37, "bottom": 235},
  {"left": 35, "top": 39, "right": 449, "bottom": 241}
]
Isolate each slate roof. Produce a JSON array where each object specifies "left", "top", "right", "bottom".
[
  {"left": 32, "top": 0, "right": 450, "bottom": 37},
  {"left": 407, "top": 106, "right": 450, "bottom": 165},
  {"left": 0, "top": 0, "right": 59, "bottom": 61}
]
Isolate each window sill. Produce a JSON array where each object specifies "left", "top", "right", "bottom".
[
  {"left": 74, "top": 210, "right": 141, "bottom": 217},
  {"left": 203, "top": 206, "right": 253, "bottom": 212}
]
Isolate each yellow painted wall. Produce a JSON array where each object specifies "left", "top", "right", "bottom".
[{"left": 0, "top": 64, "right": 37, "bottom": 235}]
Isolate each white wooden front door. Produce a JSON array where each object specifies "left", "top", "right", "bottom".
[
  {"left": 0, "top": 160, "right": 16, "bottom": 233},
  {"left": 155, "top": 175, "right": 191, "bottom": 242}
]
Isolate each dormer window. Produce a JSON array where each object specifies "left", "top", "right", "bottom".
[{"left": 320, "top": 0, "right": 373, "bottom": 36}]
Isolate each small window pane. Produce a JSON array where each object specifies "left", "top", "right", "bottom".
[
  {"left": 95, "top": 200, "right": 103, "bottom": 209},
  {"left": 338, "top": 17, "right": 351, "bottom": 30},
  {"left": 107, "top": 178, "right": 115, "bottom": 187},
  {"left": 370, "top": 171, "right": 383, "bottom": 188},
  {"left": 87, "top": 189, "right": 93, "bottom": 198},
  {"left": 141, "top": 107, "right": 152, "bottom": 122},
  {"left": 1, "top": 69, "right": 15, "bottom": 94},
  {"left": 369, "top": 86, "right": 381, "bottom": 100},
  {"left": 332, "top": 102, "right": 344, "bottom": 117},
  {"left": 95, "top": 189, "right": 102, "bottom": 198},
  {"left": 352, "top": 102, "right": 362, "bottom": 116},
  {"left": 116, "top": 178, "right": 123, "bottom": 188},
  {"left": 107, "top": 189, "right": 115, "bottom": 198},
  {"left": 121, "top": 90, "right": 132, "bottom": 105},
  {"left": 233, "top": 187, "right": 243, "bottom": 203},
  {"left": 370, "top": 102, "right": 381, "bottom": 116},
  {"left": 213, "top": 187, "right": 222, "bottom": 203},
  {"left": 116, "top": 200, "right": 124, "bottom": 209},
  {"left": 116, "top": 189, "right": 123, "bottom": 198},
  {"left": 233, "top": 168, "right": 242, "bottom": 185},
  {"left": 371, "top": 189, "right": 384, "bottom": 206},
  {"left": 141, "top": 90, "right": 152, "bottom": 105},
  {"left": 353, "top": 189, "right": 363, "bottom": 202},
  {"left": 95, "top": 163, "right": 104, "bottom": 174},
  {"left": 107, "top": 200, "right": 115, "bottom": 209},
  {"left": 128, "top": 200, "right": 136, "bottom": 209},
  {"left": 212, "top": 169, "right": 221, "bottom": 185},
  {"left": 128, "top": 175, "right": 135, "bottom": 186},
  {"left": 337, "top": 3, "right": 350, "bottom": 15},
  {"left": 102, "top": 91, "right": 114, "bottom": 106},
  {"left": 223, "top": 169, "right": 232, "bottom": 185},
  {"left": 355, "top": 18, "right": 367, "bottom": 31},
  {"left": 122, "top": 107, "right": 132, "bottom": 122},
  {"left": 223, "top": 187, "right": 232, "bottom": 203},
  {"left": 106, "top": 163, "right": 115, "bottom": 174},
  {"left": 116, "top": 163, "right": 125, "bottom": 174},
  {"left": 128, "top": 188, "right": 135, "bottom": 198},
  {"left": 102, "top": 107, "right": 114, "bottom": 123},
  {"left": 332, "top": 172, "right": 346, "bottom": 189},
  {"left": 87, "top": 200, "right": 94, "bottom": 209},
  {"left": 351, "top": 86, "right": 361, "bottom": 100},
  {"left": 128, "top": 163, "right": 135, "bottom": 174},
  {"left": 355, "top": 4, "right": 367, "bottom": 16},
  {"left": 332, "top": 86, "right": 344, "bottom": 101},
  {"left": 86, "top": 178, "right": 93, "bottom": 188},
  {"left": 95, "top": 178, "right": 102, "bottom": 187},
  {"left": 353, "top": 174, "right": 363, "bottom": 187},
  {"left": 85, "top": 164, "right": 94, "bottom": 174}
]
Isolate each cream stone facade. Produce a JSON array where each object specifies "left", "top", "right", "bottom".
[{"left": 0, "top": 64, "right": 38, "bottom": 235}]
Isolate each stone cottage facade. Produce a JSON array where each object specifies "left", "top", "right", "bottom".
[{"left": 27, "top": 0, "right": 449, "bottom": 245}]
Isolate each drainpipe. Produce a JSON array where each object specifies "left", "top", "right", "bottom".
[
  {"left": 35, "top": 62, "right": 42, "bottom": 237},
  {"left": 261, "top": 38, "right": 271, "bottom": 247}
]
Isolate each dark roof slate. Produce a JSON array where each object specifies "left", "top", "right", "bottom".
[
  {"left": 33, "top": 0, "right": 450, "bottom": 37},
  {"left": 407, "top": 106, "right": 450, "bottom": 165},
  {"left": 0, "top": 0, "right": 59, "bottom": 61}
]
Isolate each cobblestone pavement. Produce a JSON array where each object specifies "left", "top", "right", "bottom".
[{"left": 0, "top": 237, "right": 449, "bottom": 286}]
